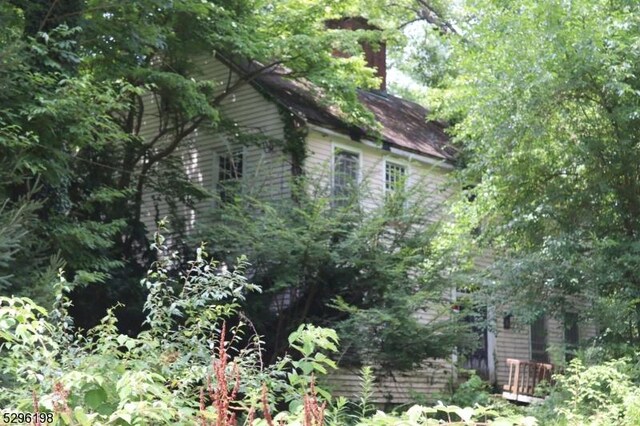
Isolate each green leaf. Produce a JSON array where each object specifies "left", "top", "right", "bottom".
[
  {"left": 73, "top": 407, "right": 93, "bottom": 426},
  {"left": 116, "top": 334, "right": 128, "bottom": 346},
  {"left": 300, "top": 362, "right": 314, "bottom": 375},
  {"left": 455, "top": 406, "right": 474, "bottom": 422},
  {"left": 84, "top": 387, "right": 108, "bottom": 410}
]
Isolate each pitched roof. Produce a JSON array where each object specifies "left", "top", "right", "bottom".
[
  {"left": 357, "top": 90, "right": 455, "bottom": 161},
  {"left": 251, "top": 70, "right": 456, "bottom": 162}
]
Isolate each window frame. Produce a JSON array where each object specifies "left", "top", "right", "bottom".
[
  {"left": 383, "top": 157, "right": 410, "bottom": 197},
  {"left": 530, "top": 314, "right": 549, "bottom": 363},
  {"left": 331, "top": 142, "right": 362, "bottom": 203},
  {"left": 213, "top": 146, "right": 246, "bottom": 204}
]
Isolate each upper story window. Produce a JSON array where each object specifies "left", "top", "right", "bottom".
[
  {"left": 217, "top": 149, "right": 243, "bottom": 204},
  {"left": 332, "top": 146, "right": 360, "bottom": 205},
  {"left": 384, "top": 161, "right": 407, "bottom": 194}
]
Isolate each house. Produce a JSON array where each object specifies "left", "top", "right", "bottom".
[{"left": 139, "top": 18, "right": 595, "bottom": 404}]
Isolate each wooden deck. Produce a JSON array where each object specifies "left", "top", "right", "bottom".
[{"left": 502, "top": 358, "right": 553, "bottom": 404}]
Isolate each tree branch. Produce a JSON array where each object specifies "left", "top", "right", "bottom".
[
  {"left": 38, "top": 0, "right": 61, "bottom": 32},
  {"left": 212, "top": 62, "right": 284, "bottom": 106},
  {"left": 415, "top": 0, "right": 459, "bottom": 35}
]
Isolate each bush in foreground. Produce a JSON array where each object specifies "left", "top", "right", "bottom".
[
  {"left": 529, "top": 356, "right": 640, "bottom": 426},
  {"left": 0, "top": 233, "right": 535, "bottom": 425}
]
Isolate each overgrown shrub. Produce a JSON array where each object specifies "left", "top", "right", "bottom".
[
  {"left": 531, "top": 357, "right": 640, "bottom": 426},
  {"left": 196, "top": 177, "right": 477, "bottom": 372},
  {"left": 354, "top": 403, "right": 536, "bottom": 426},
  {"left": 438, "top": 371, "right": 492, "bottom": 408},
  {"left": 0, "top": 231, "right": 536, "bottom": 425},
  {"left": 0, "top": 231, "right": 335, "bottom": 424}
]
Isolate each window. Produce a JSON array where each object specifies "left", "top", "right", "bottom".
[
  {"left": 530, "top": 315, "right": 549, "bottom": 363},
  {"left": 217, "top": 149, "right": 243, "bottom": 204},
  {"left": 462, "top": 305, "right": 490, "bottom": 379},
  {"left": 384, "top": 161, "right": 407, "bottom": 194},
  {"left": 564, "top": 312, "right": 579, "bottom": 361},
  {"left": 332, "top": 146, "right": 360, "bottom": 206}
]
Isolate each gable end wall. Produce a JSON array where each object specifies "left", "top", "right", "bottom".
[{"left": 140, "top": 57, "right": 290, "bottom": 234}]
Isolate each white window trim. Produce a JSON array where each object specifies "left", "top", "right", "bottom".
[
  {"left": 331, "top": 142, "right": 363, "bottom": 193},
  {"left": 383, "top": 156, "right": 410, "bottom": 196},
  {"left": 486, "top": 309, "right": 497, "bottom": 383},
  {"left": 311, "top": 124, "right": 454, "bottom": 170}
]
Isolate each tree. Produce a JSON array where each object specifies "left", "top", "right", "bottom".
[
  {"left": 195, "top": 178, "right": 476, "bottom": 371},
  {"left": 430, "top": 0, "right": 640, "bottom": 343},
  {"left": 0, "top": 5, "right": 126, "bottom": 305},
  {"left": 0, "top": 0, "right": 395, "bottom": 329}
]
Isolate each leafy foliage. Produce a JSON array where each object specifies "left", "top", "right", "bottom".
[
  {"left": 195, "top": 175, "right": 476, "bottom": 371},
  {"left": 0, "top": 234, "right": 533, "bottom": 426},
  {"left": 442, "top": 371, "right": 492, "bottom": 408},
  {"left": 427, "top": 0, "right": 640, "bottom": 339},
  {"left": 0, "top": 5, "right": 129, "bottom": 303},
  {"left": 0, "top": 231, "right": 344, "bottom": 424},
  {"left": 355, "top": 404, "right": 535, "bottom": 426},
  {"left": 529, "top": 356, "right": 640, "bottom": 426},
  {"left": 0, "top": 0, "right": 416, "bottom": 330}
]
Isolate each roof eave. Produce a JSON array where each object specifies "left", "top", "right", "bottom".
[{"left": 306, "top": 123, "right": 456, "bottom": 170}]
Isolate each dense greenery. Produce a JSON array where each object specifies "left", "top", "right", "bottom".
[
  {"left": 0, "top": 0, "right": 479, "bottom": 371},
  {"left": 421, "top": 0, "right": 640, "bottom": 342},
  {"left": 5, "top": 0, "right": 640, "bottom": 423},
  {"left": 0, "top": 0, "right": 395, "bottom": 330},
  {"left": 0, "top": 239, "right": 535, "bottom": 425},
  {"left": 195, "top": 178, "right": 476, "bottom": 371},
  {"left": 532, "top": 356, "right": 640, "bottom": 425},
  {"left": 3, "top": 237, "right": 639, "bottom": 425}
]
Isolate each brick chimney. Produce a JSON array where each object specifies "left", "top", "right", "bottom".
[{"left": 325, "top": 17, "right": 387, "bottom": 92}]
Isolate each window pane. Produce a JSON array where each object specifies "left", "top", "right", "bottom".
[
  {"left": 218, "top": 150, "right": 243, "bottom": 204},
  {"left": 385, "top": 161, "right": 406, "bottom": 193},
  {"left": 565, "top": 312, "right": 579, "bottom": 361},
  {"left": 333, "top": 148, "right": 359, "bottom": 203},
  {"left": 219, "top": 151, "right": 243, "bottom": 181}
]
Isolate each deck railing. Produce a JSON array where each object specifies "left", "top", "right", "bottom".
[{"left": 502, "top": 358, "right": 553, "bottom": 403}]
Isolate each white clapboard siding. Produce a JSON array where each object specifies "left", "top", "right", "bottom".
[
  {"left": 140, "top": 57, "right": 289, "bottom": 234},
  {"left": 138, "top": 57, "right": 469, "bottom": 402},
  {"left": 494, "top": 315, "right": 560, "bottom": 386},
  {"left": 325, "top": 359, "right": 455, "bottom": 406},
  {"left": 493, "top": 301, "right": 598, "bottom": 387},
  {"left": 305, "top": 129, "right": 458, "bottom": 403},
  {"left": 467, "top": 248, "right": 600, "bottom": 388},
  {"left": 305, "top": 129, "right": 453, "bottom": 216}
]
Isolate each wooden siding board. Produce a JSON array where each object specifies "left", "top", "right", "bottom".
[
  {"left": 493, "top": 305, "right": 598, "bottom": 387},
  {"left": 326, "top": 359, "right": 455, "bottom": 405},
  {"left": 304, "top": 129, "right": 457, "bottom": 402}
]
